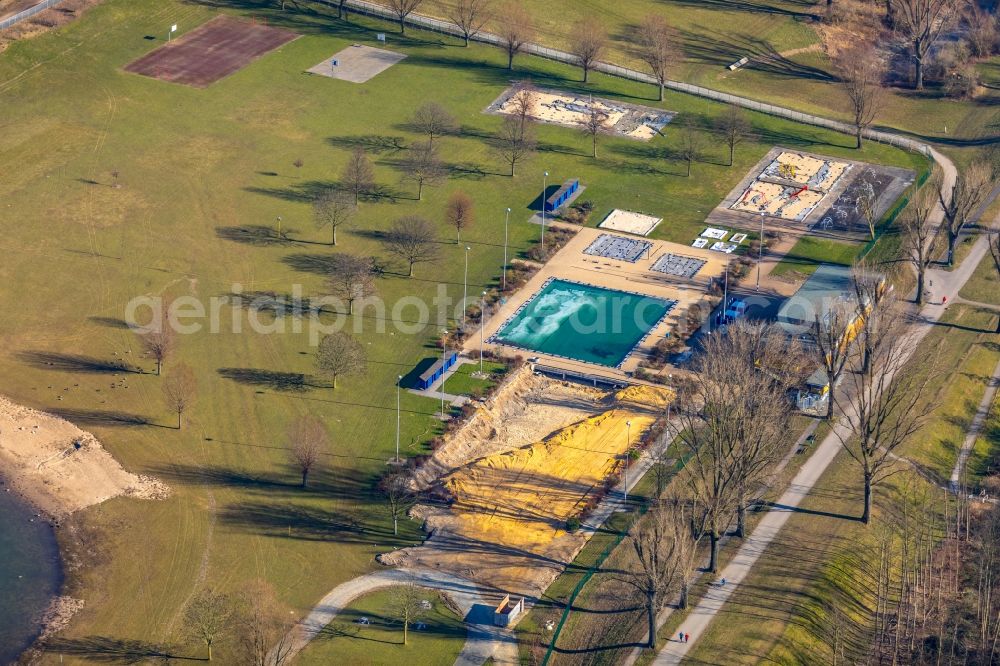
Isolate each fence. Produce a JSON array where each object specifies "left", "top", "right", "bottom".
[
  {"left": 0, "top": 0, "right": 65, "bottom": 32},
  {"left": 333, "top": 0, "right": 933, "bottom": 160}
]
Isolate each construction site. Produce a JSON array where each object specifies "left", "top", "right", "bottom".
[{"left": 384, "top": 367, "right": 671, "bottom": 598}]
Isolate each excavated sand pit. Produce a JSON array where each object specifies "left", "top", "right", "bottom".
[{"left": 386, "top": 371, "right": 671, "bottom": 599}]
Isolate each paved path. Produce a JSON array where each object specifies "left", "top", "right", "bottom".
[
  {"left": 950, "top": 356, "right": 1000, "bottom": 492},
  {"left": 277, "top": 567, "right": 517, "bottom": 665},
  {"left": 652, "top": 236, "right": 997, "bottom": 665}
]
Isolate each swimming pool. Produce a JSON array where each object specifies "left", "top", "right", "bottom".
[{"left": 491, "top": 279, "right": 675, "bottom": 368}]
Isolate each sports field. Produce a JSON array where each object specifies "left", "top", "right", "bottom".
[{"left": 0, "top": 0, "right": 926, "bottom": 659}]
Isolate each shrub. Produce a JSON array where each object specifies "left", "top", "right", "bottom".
[{"left": 565, "top": 516, "right": 581, "bottom": 532}]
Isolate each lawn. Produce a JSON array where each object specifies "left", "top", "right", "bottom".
[
  {"left": 0, "top": 0, "right": 924, "bottom": 660},
  {"left": 959, "top": 246, "right": 1000, "bottom": 304},
  {"left": 440, "top": 360, "right": 507, "bottom": 397},
  {"left": 296, "top": 587, "right": 466, "bottom": 665},
  {"left": 769, "top": 235, "right": 859, "bottom": 278}
]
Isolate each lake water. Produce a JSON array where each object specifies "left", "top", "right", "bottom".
[{"left": 0, "top": 490, "right": 61, "bottom": 662}]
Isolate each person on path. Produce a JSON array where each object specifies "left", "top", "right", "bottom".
[
  {"left": 678, "top": 631, "right": 684, "bottom": 643},
  {"left": 942, "top": 295, "right": 948, "bottom": 306},
  {"left": 684, "top": 633, "right": 690, "bottom": 643}
]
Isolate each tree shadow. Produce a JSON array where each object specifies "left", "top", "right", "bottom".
[
  {"left": 218, "top": 367, "right": 316, "bottom": 392},
  {"left": 17, "top": 350, "right": 138, "bottom": 374},
  {"left": 215, "top": 224, "right": 296, "bottom": 247},
  {"left": 42, "top": 636, "right": 198, "bottom": 663},
  {"left": 49, "top": 407, "right": 159, "bottom": 428},
  {"left": 328, "top": 134, "right": 408, "bottom": 155},
  {"left": 87, "top": 316, "right": 133, "bottom": 330}
]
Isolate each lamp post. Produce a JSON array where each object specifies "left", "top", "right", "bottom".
[
  {"left": 541, "top": 171, "right": 549, "bottom": 245},
  {"left": 395, "top": 375, "right": 402, "bottom": 463},
  {"left": 480, "top": 291, "right": 487, "bottom": 374},
  {"left": 624, "top": 420, "right": 632, "bottom": 508},
  {"left": 756, "top": 212, "right": 764, "bottom": 292},
  {"left": 502, "top": 207, "right": 511, "bottom": 293},
  {"left": 276, "top": 215, "right": 283, "bottom": 239},
  {"left": 462, "top": 246, "right": 471, "bottom": 328},
  {"left": 440, "top": 329, "right": 447, "bottom": 419}
]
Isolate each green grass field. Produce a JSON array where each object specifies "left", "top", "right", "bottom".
[
  {"left": 0, "top": 0, "right": 926, "bottom": 660},
  {"left": 296, "top": 587, "right": 466, "bottom": 665},
  {"left": 440, "top": 359, "right": 506, "bottom": 397}
]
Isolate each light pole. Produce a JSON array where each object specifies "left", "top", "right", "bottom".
[
  {"left": 480, "top": 291, "right": 487, "bottom": 374},
  {"left": 756, "top": 212, "right": 764, "bottom": 292},
  {"left": 722, "top": 259, "right": 730, "bottom": 327},
  {"left": 624, "top": 420, "right": 632, "bottom": 508},
  {"left": 395, "top": 375, "right": 402, "bottom": 463},
  {"left": 540, "top": 171, "right": 549, "bottom": 245},
  {"left": 462, "top": 246, "right": 471, "bottom": 328},
  {"left": 440, "top": 329, "right": 447, "bottom": 418},
  {"left": 502, "top": 207, "right": 511, "bottom": 293},
  {"left": 276, "top": 215, "right": 283, "bottom": 239}
]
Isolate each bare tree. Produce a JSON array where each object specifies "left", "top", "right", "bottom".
[
  {"left": 316, "top": 331, "right": 366, "bottom": 389},
  {"left": 236, "top": 580, "right": 293, "bottom": 666},
  {"left": 387, "top": 0, "right": 425, "bottom": 34},
  {"left": 723, "top": 322, "right": 801, "bottom": 537},
  {"left": 941, "top": 160, "right": 995, "bottom": 266},
  {"left": 411, "top": 102, "right": 457, "bottom": 147},
  {"left": 901, "top": 183, "right": 939, "bottom": 305},
  {"left": 341, "top": 147, "right": 375, "bottom": 205},
  {"left": 383, "top": 215, "right": 441, "bottom": 277},
  {"left": 328, "top": 253, "right": 377, "bottom": 315},
  {"left": 676, "top": 118, "right": 704, "bottom": 178},
  {"left": 162, "top": 363, "right": 197, "bottom": 429},
  {"left": 617, "top": 499, "right": 697, "bottom": 646},
  {"left": 836, "top": 47, "right": 886, "bottom": 149},
  {"left": 379, "top": 471, "right": 415, "bottom": 535},
  {"left": 495, "top": 2, "right": 534, "bottom": 70},
  {"left": 401, "top": 142, "right": 447, "bottom": 200},
  {"left": 674, "top": 349, "right": 743, "bottom": 572},
  {"left": 834, "top": 296, "right": 937, "bottom": 524},
  {"left": 570, "top": 17, "right": 606, "bottom": 83},
  {"left": 891, "top": 0, "right": 962, "bottom": 89},
  {"left": 184, "top": 588, "right": 233, "bottom": 661},
  {"left": 287, "top": 415, "right": 328, "bottom": 487},
  {"left": 966, "top": 3, "right": 998, "bottom": 58},
  {"left": 494, "top": 115, "right": 536, "bottom": 177},
  {"left": 636, "top": 15, "right": 678, "bottom": 102},
  {"left": 508, "top": 80, "right": 537, "bottom": 134},
  {"left": 445, "top": 190, "right": 475, "bottom": 243},
  {"left": 448, "top": 0, "right": 491, "bottom": 46},
  {"left": 812, "top": 298, "right": 854, "bottom": 420},
  {"left": 583, "top": 104, "right": 609, "bottom": 159},
  {"left": 856, "top": 179, "right": 879, "bottom": 240},
  {"left": 717, "top": 104, "right": 750, "bottom": 167},
  {"left": 141, "top": 327, "right": 174, "bottom": 376},
  {"left": 313, "top": 188, "right": 356, "bottom": 246},
  {"left": 387, "top": 583, "right": 425, "bottom": 645}
]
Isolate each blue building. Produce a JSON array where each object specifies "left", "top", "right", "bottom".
[
  {"left": 544, "top": 178, "right": 580, "bottom": 212},
  {"left": 416, "top": 351, "right": 458, "bottom": 390}
]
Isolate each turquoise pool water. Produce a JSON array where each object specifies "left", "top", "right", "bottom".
[{"left": 492, "top": 279, "right": 674, "bottom": 367}]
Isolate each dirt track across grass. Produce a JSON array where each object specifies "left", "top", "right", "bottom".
[{"left": 123, "top": 15, "right": 298, "bottom": 87}]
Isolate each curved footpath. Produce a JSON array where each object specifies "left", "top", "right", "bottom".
[
  {"left": 278, "top": 567, "right": 517, "bottom": 665},
  {"left": 285, "top": 4, "right": 960, "bottom": 664}
]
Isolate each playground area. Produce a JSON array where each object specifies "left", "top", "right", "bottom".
[
  {"left": 486, "top": 87, "right": 675, "bottom": 140},
  {"left": 598, "top": 209, "right": 662, "bottom": 236},
  {"left": 386, "top": 373, "right": 671, "bottom": 597},
  {"left": 306, "top": 44, "right": 406, "bottom": 83},
  {"left": 123, "top": 15, "right": 298, "bottom": 87},
  {"left": 730, "top": 151, "right": 851, "bottom": 222},
  {"left": 473, "top": 226, "right": 726, "bottom": 380},
  {"left": 709, "top": 147, "right": 915, "bottom": 242}
]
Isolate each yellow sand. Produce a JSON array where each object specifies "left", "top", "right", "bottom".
[
  {"left": 771, "top": 151, "right": 850, "bottom": 190},
  {"left": 498, "top": 91, "right": 625, "bottom": 130},
  {"left": 444, "top": 406, "right": 656, "bottom": 552}
]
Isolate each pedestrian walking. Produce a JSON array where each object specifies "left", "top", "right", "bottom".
[
  {"left": 942, "top": 295, "right": 948, "bottom": 306},
  {"left": 684, "top": 633, "right": 690, "bottom": 643},
  {"left": 678, "top": 631, "right": 684, "bottom": 643}
]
